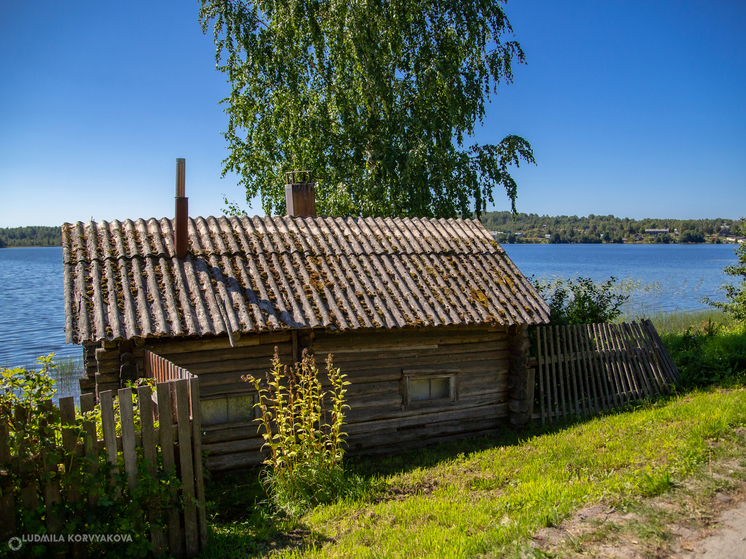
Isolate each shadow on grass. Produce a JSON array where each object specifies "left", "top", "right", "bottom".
[
  {"left": 201, "top": 375, "right": 746, "bottom": 558},
  {"left": 201, "top": 406, "right": 652, "bottom": 558},
  {"left": 202, "top": 469, "right": 333, "bottom": 558}
]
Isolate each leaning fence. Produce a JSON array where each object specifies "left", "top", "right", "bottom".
[
  {"left": 0, "top": 360, "right": 206, "bottom": 558},
  {"left": 533, "top": 319, "right": 680, "bottom": 424}
]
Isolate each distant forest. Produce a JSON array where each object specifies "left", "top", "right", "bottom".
[
  {"left": 0, "top": 226, "right": 62, "bottom": 248},
  {"left": 0, "top": 214, "right": 742, "bottom": 248},
  {"left": 480, "top": 212, "right": 742, "bottom": 244}
]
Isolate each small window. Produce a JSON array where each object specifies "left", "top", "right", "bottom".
[
  {"left": 402, "top": 369, "right": 459, "bottom": 409},
  {"left": 201, "top": 393, "right": 259, "bottom": 426}
]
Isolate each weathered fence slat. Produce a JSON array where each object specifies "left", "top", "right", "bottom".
[
  {"left": 176, "top": 379, "right": 199, "bottom": 558},
  {"left": 190, "top": 377, "right": 209, "bottom": 552},
  {"left": 589, "top": 324, "right": 612, "bottom": 412},
  {"left": 99, "top": 391, "right": 118, "bottom": 471},
  {"left": 611, "top": 324, "right": 640, "bottom": 400},
  {"left": 572, "top": 325, "right": 592, "bottom": 416},
  {"left": 138, "top": 385, "right": 166, "bottom": 556},
  {"left": 554, "top": 326, "right": 567, "bottom": 420},
  {"left": 536, "top": 326, "right": 546, "bottom": 424},
  {"left": 545, "top": 326, "right": 560, "bottom": 421},
  {"left": 620, "top": 322, "right": 650, "bottom": 398},
  {"left": 564, "top": 326, "right": 581, "bottom": 418},
  {"left": 593, "top": 324, "right": 616, "bottom": 408},
  {"left": 643, "top": 319, "right": 681, "bottom": 384},
  {"left": 17, "top": 405, "right": 39, "bottom": 512},
  {"left": 604, "top": 324, "right": 630, "bottom": 406},
  {"left": 60, "top": 396, "right": 86, "bottom": 559},
  {"left": 542, "top": 325, "right": 554, "bottom": 422},
  {"left": 157, "top": 381, "right": 184, "bottom": 559},
  {"left": 577, "top": 326, "right": 597, "bottom": 415},
  {"left": 534, "top": 321, "right": 679, "bottom": 425},
  {"left": 625, "top": 322, "right": 656, "bottom": 397},
  {"left": 118, "top": 388, "right": 138, "bottom": 490},
  {"left": 79, "top": 393, "right": 99, "bottom": 510},
  {"left": 632, "top": 321, "right": 668, "bottom": 395},
  {"left": 40, "top": 400, "right": 62, "bottom": 536}
]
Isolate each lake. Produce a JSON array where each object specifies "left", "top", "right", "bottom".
[
  {"left": 502, "top": 243, "right": 738, "bottom": 316},
  {"left": 0, "top": 243, "right": 739, "bottom": 373}
]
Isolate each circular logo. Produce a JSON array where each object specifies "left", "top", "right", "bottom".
[{"left": 8, "top": 537, "right": 22, "bottom": 551}]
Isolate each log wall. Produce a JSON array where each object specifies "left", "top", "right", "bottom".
[{"left": 83, "top": 326, "right": 522, "bottom": 472}]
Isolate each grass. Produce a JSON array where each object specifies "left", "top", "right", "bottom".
[
  {"left": 654, "top": 313, "right": 746, "bottom": 388},
  {"left": 644, "top": 308, "right": 731, "bottom": 335},
  {"left": 200, "top": 387, "right": 746, "bottom": 558}
]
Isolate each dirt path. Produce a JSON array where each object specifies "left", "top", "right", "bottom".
[
  {"left": 689, "top": 500, "right": 746, "bottom": 558},
  {"left": 530, "top": 453, "right": 746, "bottom": 558}
]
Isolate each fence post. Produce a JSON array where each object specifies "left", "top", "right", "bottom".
[
  {"left": 138, "top": 385, "right": 166, "bottom": 556},
  {"left": 175, "top": 379, "right": 199, "bottom": 557},
  {"left": 157, "top": 382, "right": 183, "bottom": 559},
  {"left": 60, "top": 396, "right": 88, "bottom": 559},
  {"left": 189, "top": 377, "right": 208, "bottom": 551},
  {"left": 118, "top": 388, "right": 138, "bottom": 490},
  {"left": 16, "top": 405, "right": 39, "bottom": 513},
  {"left": 39, "top": 400, "right": 62, "bottom": 536},
  {"left": 79, "top": 393, "right": 99, "bottom": 509}
]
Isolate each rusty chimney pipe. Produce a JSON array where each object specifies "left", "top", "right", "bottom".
[
  {"left": 175, "top": 158, "right": 188, "bottom": 259},
  {"left": 285, "top": 170, "right": 317, "bottom": 217}
]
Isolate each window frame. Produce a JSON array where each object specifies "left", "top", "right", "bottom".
[
  {"left": 401, "top": 368, "right": 460, "bottom": 410},
  {"left": 200, "top": 392, "right": 261, "bottom": 426}
]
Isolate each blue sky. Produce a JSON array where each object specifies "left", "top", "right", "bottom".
[{"left": 1, "top": 0, "right": 744, "bottom": 228}]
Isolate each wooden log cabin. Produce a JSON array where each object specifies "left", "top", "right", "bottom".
[{"left": 63, "top": 168, "right": 550, "bottom": 471}]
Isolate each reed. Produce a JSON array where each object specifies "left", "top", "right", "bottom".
[
  {"left": 52, "top": 354, "right": 84, "bottom": 397},
  {"left": 618, "top": 308, "right": 729, "bottom": 335}
]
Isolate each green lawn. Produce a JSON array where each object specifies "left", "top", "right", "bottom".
[{"left": 201, "top": 386, "right": 746, "bottom": 558}]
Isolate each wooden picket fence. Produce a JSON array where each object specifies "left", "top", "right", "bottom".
[
  {"left": 144, "top": 349, "right": 193, "bottom": 383},
  {"left": 0, "top": 356, "right": 207, "bottom": 558},
  {"left": 533, "top": 319, "right": 680, "bottom": 424}
]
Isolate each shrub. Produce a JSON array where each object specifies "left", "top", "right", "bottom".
[
  {"left": 704, "top": 240, "right": 746, "bottom": 322},
  {"left": 531, "top": 276, "right": 630, "bottom": 325},
  {"left": 243, "top": 348, "right": 349, "bottom": 517},
  {"left": 0, "top": 355, "right": 181, "bottom": 557},
  {"left": 660, "top": 320, "right": 746, "bottom": 388}
]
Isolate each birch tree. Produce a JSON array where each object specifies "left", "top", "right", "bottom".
[{"left": 201, "top": 0, "right": 535, "bottom": 218}]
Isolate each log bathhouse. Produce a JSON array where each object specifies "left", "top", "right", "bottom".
[{"left": 63, "top": 166, "right": 550, "bottom": 471}]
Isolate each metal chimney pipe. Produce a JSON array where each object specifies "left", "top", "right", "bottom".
[{"left": 175, "top": 158, "right": 188, "bottom": 259}]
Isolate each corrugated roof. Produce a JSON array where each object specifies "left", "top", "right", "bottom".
[{"left": 62, "top": 216, "right": 549, "bottom": 344}]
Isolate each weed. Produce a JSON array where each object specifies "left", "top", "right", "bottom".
[
  {"left": 243, "top": 348, "right": 350, "bottom": 517},
  {"left": 659, "top": 319, "right": 746, "bottom": 388},
  {"left": 636, "top": 471, "right": 674, "bottom": 497}
]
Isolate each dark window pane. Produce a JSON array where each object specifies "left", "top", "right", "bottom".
[
  {"left": 410, "top": 379, "right": 431, "bottom": 401},
  {"left": 228, "top": 394, "right": 255, "bottom": 422},
  {"left": 201, "top": 398, "right": 228, "bottom": 425},
  {"left": 431, "top": 378, "right": 450, "bottom": 399}
]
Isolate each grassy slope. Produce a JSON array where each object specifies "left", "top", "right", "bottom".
[
  {"left": 650, "top": 311, "right": 746, "bottom": 388},
  {"left": 203, "top": 387, "right": 746, "bottom": 558}
]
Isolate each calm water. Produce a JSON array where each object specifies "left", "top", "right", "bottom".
[
  {"left": 0, "top": 243, "right": 739, "bottom": 370},
  {"left": 0, "top": 248, "right": 81, "bottom": 370},
  {"left": 503, "top": 243, "right": 738, "bottom": 316}
]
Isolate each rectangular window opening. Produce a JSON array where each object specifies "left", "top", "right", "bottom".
[
  {"left": 201, "top": 392, "right": 259, "bottom": 426},
  {"left": 402, "top": 369, "right": 459, "bottom": 409}
]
